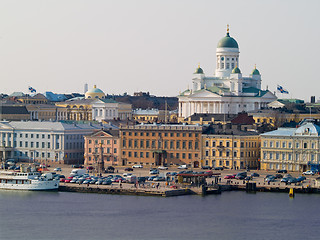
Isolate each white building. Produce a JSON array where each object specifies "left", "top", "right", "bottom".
[
  {"left": 0, "top": 121, "right": 117, "bottom": 164},
  {"left": 178, "top": 26, "right": 277, "bottom": 119},
  {"left": 91, "top": 99, "right": 132, "bottom": 122}
]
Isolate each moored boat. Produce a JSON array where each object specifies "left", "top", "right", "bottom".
[{"left": 0, "top": 170, "right": 59, "bottom": 191}]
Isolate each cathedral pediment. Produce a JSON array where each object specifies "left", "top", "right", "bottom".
[{"left": 189, "top": 89, "right": 221, "bottom": 98}]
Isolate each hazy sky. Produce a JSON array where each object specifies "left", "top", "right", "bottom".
[{"left": 0, "top": 0, "right": 319, "bottom": 101}]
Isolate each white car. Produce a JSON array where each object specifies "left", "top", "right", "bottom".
[
  {"left": 158, "top": 166, "right": 168, "bottom": 170},
  {"left": 303, "top": 170, "right": 315, "bottom": 175},
  {"left": 132, "top": 164, "right": 143, "bottom": 168},
  {"left": 54, "top": 167, "right": 62, "bottom": 171},
  {"left": 178, "top": 165, "right": 188, "bottom": 169}
]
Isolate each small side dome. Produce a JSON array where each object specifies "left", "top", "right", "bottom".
[
  {"left": 194, "top": 64, "right": 204, "bottom": 74},
  {"left": 232, "top": 66, "right": 241, "bottom": 74},
  {"left": 252, "top": 65, "right": 260, "bottom": 75},
  {"left": 85, "top": 85, "right": 106, "bottom": 99}
]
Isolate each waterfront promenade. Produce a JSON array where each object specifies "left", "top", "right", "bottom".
[{"left": 46, "top": 163, "right": 320, "bottom": 196}]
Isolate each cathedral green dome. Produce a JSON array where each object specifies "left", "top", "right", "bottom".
[
  {"left": 252, "top": 67, "right": 260, "bottom": 75},
  {"left": 217, "top": 32, "right": 239, "bottom": 48},
  {"left": 232, "top": 66, "right": 241, "bottom": 74},
  {"left": 194, "top": 65, "right": 204, "bottom": 74}
]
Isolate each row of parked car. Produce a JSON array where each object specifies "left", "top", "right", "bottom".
[
  {"left": 265, "top": 174, "right": 306, "bottom": 184},
  {"left": 224, "top": 172, "right": 259, "bottom": 180}
]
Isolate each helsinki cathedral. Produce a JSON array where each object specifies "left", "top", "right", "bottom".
[{"left": 178, "top": 26, "right": 277, "bottom": 119}]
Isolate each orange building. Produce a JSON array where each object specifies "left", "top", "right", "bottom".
[
  {"left": 120, "top": 124, "right": 202, "bottom": 167},
  {"left": 84, "top": 129, "right": 120, "bottom": 167}
]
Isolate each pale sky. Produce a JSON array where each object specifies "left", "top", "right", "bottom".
[{"left": 0, "top": 0, "right": 319, "bottom": 101}]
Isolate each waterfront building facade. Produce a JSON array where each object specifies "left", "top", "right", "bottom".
[
  {"left": 178, "top": 26, "right": 276, "bottom": 119},
  {"left": 202, "top": 127, "right": 260, "bottom": 169},
  {"left": 120, "top": 124, "right": 202, "bottom": 167},
  {"left": 260, "top": 119, "right": 320, "bottom": 172},
  {"left": 84, "top": 129, "right": 120, "bottom": 167},
  {"left": 0, "top": 121, "right": 114, "bottom": 164}
]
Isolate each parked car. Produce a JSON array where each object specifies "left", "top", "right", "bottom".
[
  {"left": 132, "top": 164, "right": 143, "bottom": 168},
  {"left": 153, "top": 176, "right": 165, "bottom": 181},
  {"left": 303, "top": 170, "right": 316, "bottom": 175},
  {"left": 158, "top": 166, "right": 168, "bottom": 170},
  {"left": 235, "top": 172, "right": 247, "bottom": 178},
  {"left": 281, "top": 177, "right": 291, "bottom": 183},
  {"left": 87, "top": 166, "right": 94, "bottom": 170},
  {"left": 123, "top": 172, "right": 132, "bottom": 177},
  {"left": 148, "top": 176, "right": 158, "bottom": 181},
  {"left": 236, "top": 175, "right": 246, "bottom": 180},
  {"left": 125, "top": 167, "right": 133, "bottom": 171},
  {"left": 244, "top": 176, "right": 252, "bottom": 181},
  {"left": 275, "top": 174, "right": 283, "bottom": 179},
  {"left": 138, "top": 177, "right": 147, "bottom": 183},
  {"left": 178, "top": 165, "right": 188, "bottom": 169},
  {"left": 277, "top": 169, "right": 287, "bottom": 173},
  {"left": 214, "top": 167, "right": 224, "bottom": 170},
  {"left": 296, "top": 176, "right": 306, "bottom": 182},
  {"left": 265, "top": 176, "right": 276, "bottom": 182},
  {"left": 201, "top": 166, "right": 212, "bottom": 170},
  {"left": 224, "top": 175, "right": 235, "bottom": 179},
  {"left": 105, "top": 166, "right": 115, "bottom": 173},
  {"left": 150, "top": 169, "right": 159, "bottom": 175},
  {"left": 54, "top": 167, "right": 62, "bottom": 172},
  {"left": 287, "top": 177, "right": 298, "bottom": 184},
  {"left": 251, "top": 173, "right": 260, "bottom": 177},
  {"left": 102, "top": 179, "right": 112, "bottom": 185}
]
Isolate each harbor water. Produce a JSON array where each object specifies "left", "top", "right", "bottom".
[{"left": 0, "top": 191, "right": 320, "bottom": 240}]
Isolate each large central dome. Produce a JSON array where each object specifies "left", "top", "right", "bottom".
[{"left": 217, "top": 32, "right": 239, "bottom": 49}]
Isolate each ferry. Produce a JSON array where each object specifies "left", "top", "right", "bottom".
[{"left": 0, "top": 171, "right": 59, "bottom": 191}]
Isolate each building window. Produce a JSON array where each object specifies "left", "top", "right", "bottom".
[
  {"left": 276, "top": 142, "right": 280, "bottom": 148},
  {"left": 233, "top": 151, "right": 237, "bottom": 157},
  {"left": 304, "top": 143, "right": 308, "bottom": 149},
  {"left": 270, "top": 141, "right": 273, "bottom": 148},
  {"left": 205, "top": 141, "right": 209, "bottom": 147},
  {"left": 176, "top": 141, "right": 180, "bottom": 149},
  {"left": 282, "top": 142, "right": 286, "bottom": 148},
  {"left": 288, "top": 142, "right": 292, "bottom": 148},
  {"left": 226, "top": 142, "right": 230, "bottom": 147},
  {"left": 234, "top": 142, "right": 237, "bottom": 148},
  {"left": 205, "top": 150, "right": 209, "bottom": 157},
  {"left": 240, "top": 142, "right": 244, "bottom": 148}
]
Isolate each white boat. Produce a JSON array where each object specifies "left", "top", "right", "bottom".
[{"left": 0, "top": 171, "right": 59, "bottom": 191}]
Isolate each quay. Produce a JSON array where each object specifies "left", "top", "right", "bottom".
[{"left": 59, "top": 183, "right": 198, "bottom": 197}]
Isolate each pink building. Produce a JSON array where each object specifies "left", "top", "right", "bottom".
[{"left": 84, "top": 129, "right": 120, "bottom": 167}]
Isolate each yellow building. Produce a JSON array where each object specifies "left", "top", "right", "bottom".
[
  {"left": 56, "top": 99, "right": 94, "bottom": 121},
  {"left": 260, "top": 119, "right": 320, "bottom": 172},
  {"left": 202, "top": 128, "right": 260, "bottom": 170}
]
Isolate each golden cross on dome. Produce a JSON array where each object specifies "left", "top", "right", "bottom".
[{"left": 227, "top": 24, "right": 229, "bottom": 33}]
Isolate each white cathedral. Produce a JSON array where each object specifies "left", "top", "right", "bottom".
[{"left": 178, "top": 26, "right": 277, "bottom": 119}]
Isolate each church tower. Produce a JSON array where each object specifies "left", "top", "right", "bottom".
[{"left": 215, "top": 25, "right": 240, "bottom": 78}]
